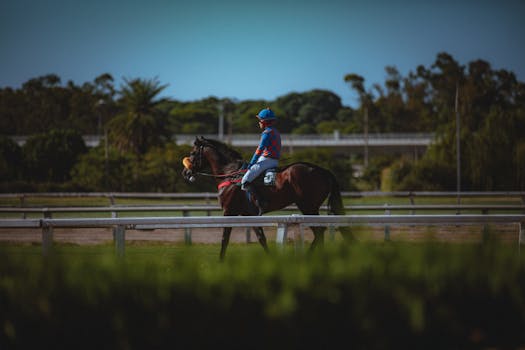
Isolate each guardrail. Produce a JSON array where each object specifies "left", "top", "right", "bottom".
[
  {"left": 2, "top": 204, "right": 525, "bottom": 219},
  {"left": 0, "top": 191, "right": 525, "bottom": 205},
  {"left": 1, "top": 214, "right": 524, "bottom": 256}
]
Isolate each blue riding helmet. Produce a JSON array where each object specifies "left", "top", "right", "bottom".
[{"left": 257, "top": 108, "right": 276, "bottom": 121}]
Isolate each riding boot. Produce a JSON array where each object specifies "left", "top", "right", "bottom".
[{"left": 242, "top": 182, "right": 266, "bottom": 215}]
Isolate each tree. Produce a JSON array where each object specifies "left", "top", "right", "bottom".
[
  {"left": 343, "top": 73, "right": 378, "bottom": 134},
  {"left": 374, "top": 66, "right": 412, "bottom": 131},
  {"left": 133, "top": 143, "right": 204, "bottom": 192},
  {"left": 398, "top": 53, "right": 525, "bottom": 190},
  {"left": 23, "top": 129, "right": 88, "bottom": 182},
  {"left": 71, "top": 146, "right": 137, "bottom": 191},
  {"left": 274, "top": 90, "right": 343, "bottom": 133},
  {"left": 0, "top": 136, "right": 22, "bottom": 181},
  {"left": 108, "top": 77, "right": 170, "bottom": 155},
  {"left": 169, "top": 108, "right": 217, "bottom": 134}
]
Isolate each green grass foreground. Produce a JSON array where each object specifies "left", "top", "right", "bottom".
[{"left": 1, "top": 242, "right": 524, "bottom": 349}]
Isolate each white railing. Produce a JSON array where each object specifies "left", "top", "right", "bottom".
[
  {"left": 2, "top": 191, "right": 525, "bottom": 203},
  {"left": 1, "top": 214, "right": 524, "bottom": 256},
  {"left": 1, "top": 204, "right": 525, "bottom": 219}
]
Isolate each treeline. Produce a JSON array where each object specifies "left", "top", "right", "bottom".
[{"left": 1, "top": 52, "right": 524, "bottom": 192}]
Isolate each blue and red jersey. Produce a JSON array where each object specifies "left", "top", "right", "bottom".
[{"left": 249, "top": 126, "right": 281, "bottom": 164}]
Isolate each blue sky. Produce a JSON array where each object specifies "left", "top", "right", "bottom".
[{"left": 1, "top": 0, "right": 524, "bottom": 107}]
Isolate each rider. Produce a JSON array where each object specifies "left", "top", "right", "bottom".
[{"left": 241, "top": 107, "right": 281, "bottom": 215}]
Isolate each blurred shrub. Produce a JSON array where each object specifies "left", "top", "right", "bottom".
[{"left": 0, "top": 242, "right": 524, "bottom": 349}]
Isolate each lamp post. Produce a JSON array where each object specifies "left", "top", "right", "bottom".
[
  {"left": 364, "top": 107, "right": 369, "bottom": 168},
  {"left": 218, "top": 102, "right": 224, "bottom": 141},
  {"left": 455, "top": 83, "right": 461, "bottom": 209},
  {"left": 97, "top": 99, "right": 109, "bottom": 189}
]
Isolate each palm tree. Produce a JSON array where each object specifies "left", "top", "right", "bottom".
[{"left": 108, "top": 77, "right": 170, "bottom": 155}]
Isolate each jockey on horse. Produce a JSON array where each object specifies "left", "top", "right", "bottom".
[{"left": 241, "top": 107, "right": 281, "bottom": 215}]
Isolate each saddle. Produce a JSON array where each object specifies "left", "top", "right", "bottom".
[
  {"left": 253, "top": 168, "right": 278, "bottom": 187},
  {"left": 219, "top": 167, "right": 278, "bottom": 192},
  {"left": 263, "top": 168, "right": 278, "bottom": 186}
]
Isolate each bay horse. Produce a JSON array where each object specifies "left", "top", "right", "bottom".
[{"left": 181, "top": 136, "right": 352, "bottom": 259}]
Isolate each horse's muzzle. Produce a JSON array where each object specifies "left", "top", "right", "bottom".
[{"left": 181, "top": 168, "right": 196, "bottom": 183}]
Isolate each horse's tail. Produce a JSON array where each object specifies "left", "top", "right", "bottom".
[
  {"left": 324, "top": 167, "right": 355, "bottom": 241},
  {"left": 325, "top": 168, "right": 345, "bottom": 215}
]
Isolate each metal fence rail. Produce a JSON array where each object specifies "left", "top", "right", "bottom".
[
  {"left": 2, "top": 191, "right": 525, "bottom": 203},
  {"left": 1, "top": 214, "right": 524, "bottom": 256},
  {"left": 2, "top": 204, "right": 525, "bottom": 219}
]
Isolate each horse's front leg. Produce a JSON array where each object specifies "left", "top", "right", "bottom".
[
  {"left": 220, "top": 226, "right": 232, "bottom": 260},
  {"left": 252, "top": 226, "right": 269, "bottom": 254}
]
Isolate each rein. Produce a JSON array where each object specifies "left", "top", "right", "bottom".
[{"left": 195, "top": 168, "right": 246, "bottom": 179}]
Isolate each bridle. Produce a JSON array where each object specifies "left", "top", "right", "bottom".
[
  {"left": 188, "top": 144, "right": 246, "bottom": 179},
  {"left": 189, "top": 144, "right": 205, "bottom": 172}
]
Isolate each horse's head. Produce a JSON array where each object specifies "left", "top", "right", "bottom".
[
  {"left": 181, "top": 136, "right": 245, "bottom": 183},
  {"left": 181, "top": 136, "right": 207, "bottom": 182}
]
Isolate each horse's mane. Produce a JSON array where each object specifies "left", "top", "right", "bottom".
[{"left": 199, "top": 137, "right": 243, "bottom": 163}]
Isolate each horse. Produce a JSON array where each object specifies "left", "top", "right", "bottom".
[{"left": 181, "top": 136, "right": 352, "bottom": 259}]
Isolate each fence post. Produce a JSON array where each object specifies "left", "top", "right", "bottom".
[
  {"left": 329, "top": 225, "right": 335, "bottom": 241},
  {"left": 110, "top": 196, "right": 117, "bottom": 218},
  {"left": 409, "top": 194, "right": 415, "bottom": 215},
  {"left": 20, "top": 194, "right": 26, "bottom": 219},
  {"left": 41, "top": 211, "right": 53, "bottom": 256},
  {"left": 42, "top": 227, "right": 53, "bottom": 256},
  {"left": 295, "top": 224, "right": 305, "bottom": 252},
  {"left": 245, "top": 228, "right": 251, "bottom": 243},
  {"left": 384, "top": 204, "right": 391, "bottom": 241},
  {"left": 114, "top": 225, "right": 125, "bottom": 257},
  {"left": 183, "top": 210, "right": 192, "bottom": 245},
  {"left": 482, "top": 209, "right": 490, "bottom": 242},
  {"left": 276, "top": 223, "right": 288, "bottom": 247},
  {"left": 519, "top": 222, "right": 524, "bottom": 257}
]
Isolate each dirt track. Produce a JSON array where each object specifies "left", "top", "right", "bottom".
[{"left": 0, "top": 223, "right": 520, "bottom": 245}]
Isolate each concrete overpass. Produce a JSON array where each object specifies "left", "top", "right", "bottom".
[
  {"left": 175, "top": 132, "right": 436, "bottom": 157},
  {"left": 12, "top": 132, "right": 436, "bottom": 157}
]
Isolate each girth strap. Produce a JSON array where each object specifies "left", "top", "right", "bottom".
[{"left": 217, "top": 178, "right": 241, "bottom": 190}]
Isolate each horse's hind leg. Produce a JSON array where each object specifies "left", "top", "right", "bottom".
[
  {"left": 310, "top": 226, "right": 326, "bottom": 252},
  {"left": 220, "top": 227, "right": 232, "bottom": 260},
  {"left": 296, "top": 205, "right": 326, "bottom": 252},
  {"left": 252, "top": 227, "right": 269, "bottom": 254},
  {"left": 297, "top": 204, "right": 354, "bottom": 245}
]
